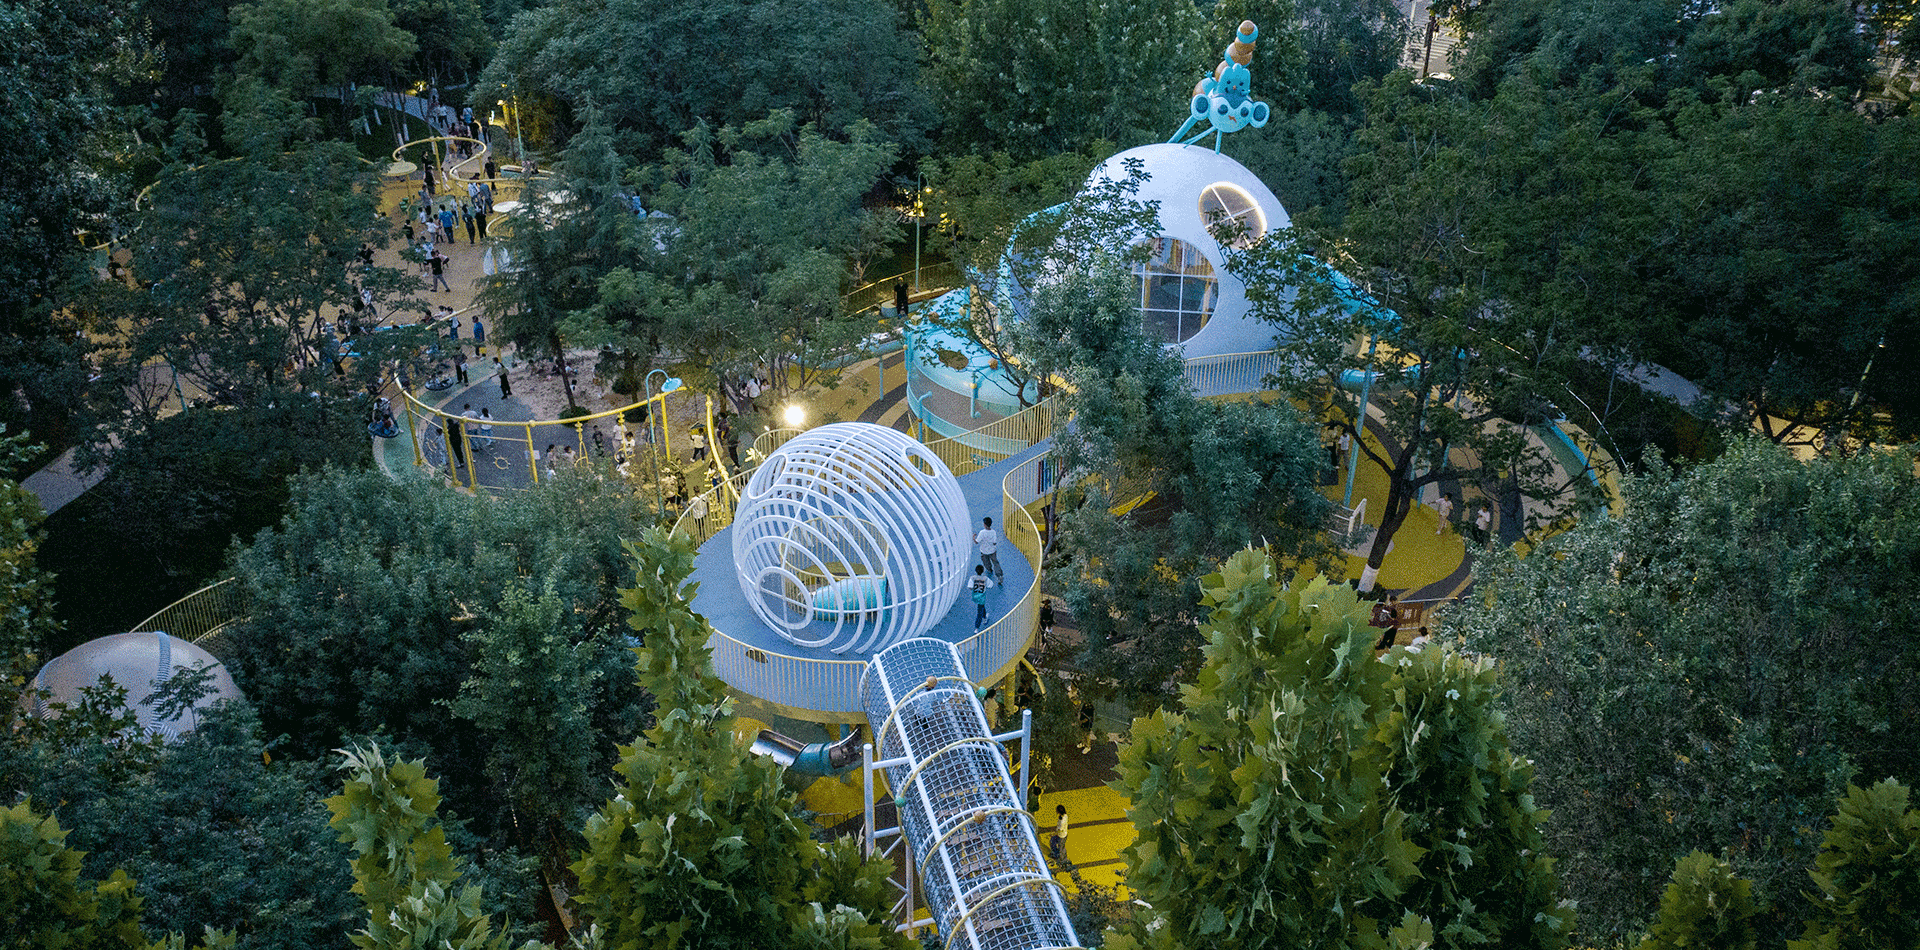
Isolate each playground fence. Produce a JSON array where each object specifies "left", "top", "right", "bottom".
[
  {"left": 843, "top": 262, "right": 962, "bottom": 316},
  {"left": 129, "top": 577, "right": 250, "bottom": 657},
  {"left": 1181, "top": 349, "right": 1290, "bottom": 397}
]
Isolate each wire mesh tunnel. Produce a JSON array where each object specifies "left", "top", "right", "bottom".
[{"left": 861, "top": 639, "right": 1081, "bottom": 950}]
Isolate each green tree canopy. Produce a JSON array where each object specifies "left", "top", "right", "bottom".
[
  {"left": 1029, "top": 264, "right": 1330, "bottom": 712},
  {"left": 0, "top": 0, "right": 150, "bottom": 449},
  {"left": 64, "top": 703, "right": 357, "bottom": 950},
  {"left": 1636, "top": 851, "right": 1760, "bottom": 950},
  {"left": 328, "top": 744, "right": 535, "bottom": 950},
  {"left": 1233, "top": 75, "right": 1621, "bottom": 589},
  {"left": 569, "top": 527, "right": 907, "bottom": 950},
  {"left": 228, "top": 0, "right": 416, "bottom": 94},
  {"left": 223, "top": 468, "right": 654, "bottom": 850},
  {"left": 1789, "top": 779, "right": 1920, "bottom": 950},
  {"left": 478, "top": 0, "right": 929, "bottom": 156},
  {"left": 550, "top": 112, "right": 898, "bottom": 411},
  {"left": 922, "top": 0, "right": 1208, "bottom": 157},
  {"left": 1445, "top": 438, "right": 1920, "bottom": 944},
  {"left": 0, "top": 801, "right": 148, "bottom": 950},
  {"left": 1107, "top": 551, "right": 1572, "bottom": 949},
  {"left": 389, "top": 0, "right": 489, "bottom": 85},
  {"left": 1377, "top": 0, "right": 1919, "bottom": 450}
]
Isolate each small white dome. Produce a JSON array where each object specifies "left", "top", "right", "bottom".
[
  {"left": 731, "top": 423, "right": 971, "bottom": 654},
  {"left": 30, "top": 631, "right": 244, "bottom": 740}
]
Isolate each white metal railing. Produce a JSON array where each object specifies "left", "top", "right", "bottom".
[
  {"left": 1181, "top": 349, "right": 1290, "bottom": 398},
  {"left": 1327, "top": 498, "right": 1369, "bottom": 545},
  {"left": 703, "top": 444, "right": 1045, "bottom": 717}
]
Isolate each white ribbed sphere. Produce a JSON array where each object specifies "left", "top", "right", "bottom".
[{"left": 732, "top": 423, "right": 971, "bottom": 654}]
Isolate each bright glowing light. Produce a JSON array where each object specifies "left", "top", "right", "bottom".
[{"left": 783, "top": 404, "right": 806, "bottom": 428}]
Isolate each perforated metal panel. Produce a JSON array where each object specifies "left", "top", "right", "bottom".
[{"left": 861, "top": 639, "right": 1080, "bottom": 950}]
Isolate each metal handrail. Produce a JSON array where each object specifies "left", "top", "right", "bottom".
[{"left": 127, "top": 577, "right": 250, "bottom": 654}]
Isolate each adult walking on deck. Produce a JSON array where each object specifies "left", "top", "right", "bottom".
[{"left": 975, "top": 516, "right": 1004, "bottom": 585}]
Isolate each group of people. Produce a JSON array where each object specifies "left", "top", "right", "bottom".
[
  {"left": 1429, "top": 491, "right": 1496, "bottom": 544},
  {"left": 968, "top": 516, "right": 1007, "bottom": 632},
  {"left": 406, "top": 198, "right": 488, "bottom": 249}
]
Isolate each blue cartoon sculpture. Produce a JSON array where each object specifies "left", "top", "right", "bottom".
[{"left": 1169, "top": 20, "right": 1272, "bottom": 152}]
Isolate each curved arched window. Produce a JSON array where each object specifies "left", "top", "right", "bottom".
[
  {"left": 1134, "top": 237, "right": 1216, "bottom": 344},
  {"left": 1199, "top": 182, "right": 1266, "bottom": 248}
]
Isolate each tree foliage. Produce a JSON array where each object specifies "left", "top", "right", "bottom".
[
  {"left": 389, "top": 0, "right": 489, "bottom": 83},
  {"left": 109, "top": 91, "right": 420, "bottom": 423},
  {"left": 1445, "top": 439, "right": 1920, "bottom": 944},
  {"left": 569, "top": 527, "right": 907, "bottom": 950},
  {"left": 1636, "top": 852, "right": 1759, "bottom": 950},
  {"left": 1233, "top": 76, "right": 1618, "bottom": 589},
  {"left": 64, "top": 703, "right": 357, "bottom": 950},
  {"left": 0, "top": 800, "right": 149, "bottom": 950},
  {"left": 327, "top": 744, "right": 534, "bottom": 950},
  {"left": 223, "top": 469, "right": 653, "bottom": 847},
  {"left": 1031, "top": 264, "right": 1329, "bottom": 712},
  {"left": 0, "top": 430, "right": 57, "bottom": 684},
  {"left": 1107, "top": 550, "right": 1572, "bottom": 949},
  {"left": 1789, "top": 779, "right": 1920, "bottom": 950},
  {"left": 1416, "top": 0, "right": 1920, "bottom": 449},
  {"left": 922, "top": 0, "right": 1207, "bottom": 157},
  {"left": 478, "top": 0, "right": 929, "bottom": 155},
  {"left": 0, "top": 0, "right": 150, "bottom": 448},
  {"left": 551, "top": 112, "right": 898, "bottom": 411},
  {"left": 228, "top": 0, "right": 416, "bottom": 94},
  {"left": 1648, "top": 94, "right": 1920, "bottom": 447}
]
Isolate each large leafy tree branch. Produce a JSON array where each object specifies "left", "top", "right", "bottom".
[
  {"left": 553, "top": 111, "right": 898, "bottom": 414},
  {"left": 1445, "top": 439, "right": 1920, "bottom": 943},
  {"left": 1107, "top": 551, "right": 1573, "bottom": 949},
  {"left": 1026, "top": 255, "right": 1330, "bottom": 713},
  {"left": 569, "top": 527, "right": 907, "bottom": 950},
  {"left": 1233, "top": 78, "right": 1617, "bottom": 588}
]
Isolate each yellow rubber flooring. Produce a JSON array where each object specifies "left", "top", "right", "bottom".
[
  {"left": 1039, "top": 785, "right": 1135, "bottom": 893},
  {"left": 1325, "top": 423, "right": 1468, "bottom": 593}
]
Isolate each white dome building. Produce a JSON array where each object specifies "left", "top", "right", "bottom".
[
  {"left": 1081, "top": 142, "right": 1293, "bottom": 357},
  {"left": 731, "top": 423, "right": 972, "bottom": 655},
  {"left": 28, "top": 631, "right": 244, "bottom": 740}
]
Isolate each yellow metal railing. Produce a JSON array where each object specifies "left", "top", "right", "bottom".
[
  {"left": 843, "top": 262, "right": 963, "bottom": 315},
  {"left": 389, "top": 136, "right": 527, "bottom": 205},
  {"left": 917, "top": 398, "right": 1057, "bottom": 476},
  {"left": 398, "top": 384, "right": 715, "bottom": 497},
  {"left": 128, "top": 577, "right": 250, "bottom": 656}
]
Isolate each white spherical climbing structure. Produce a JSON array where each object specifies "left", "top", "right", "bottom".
[{"left": 732, "top": 423, "right": 971, "bottom": 654}]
